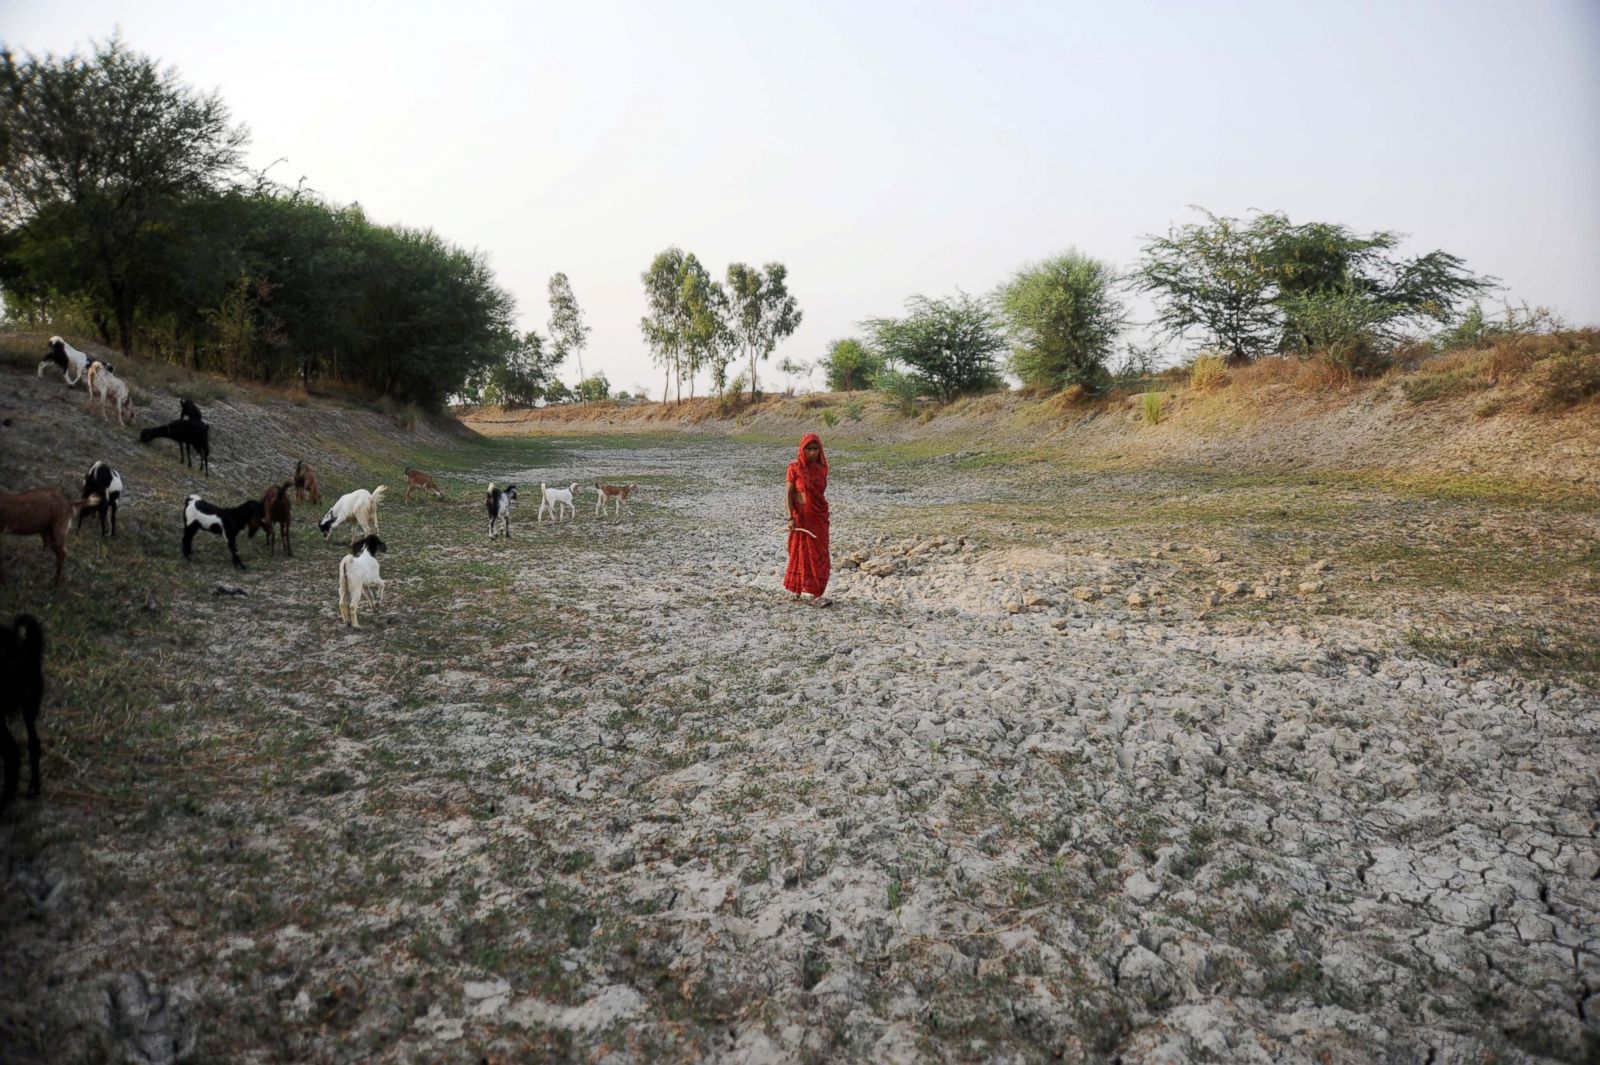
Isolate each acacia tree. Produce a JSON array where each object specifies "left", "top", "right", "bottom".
[
  {"left": 1137, "top": 208, "right": 1491, "bottom": 368},
  {"left": 0, "top": 36, "right": 248, "bottom": 355},
  {"left": 1134, "top": 209, "right": 1279, "bottom": 364},
  {"left": 996, "top": 249, "right": 1127, "bottom": 392},
  {"left": 863, "top": 293, "right": 1004, "bottom": 402},
  {"left": 547, "top": 272, "right": 590, "bottom": 403},
  {"left": 726, "top": 262, "right": 802, "bottom": 400}
]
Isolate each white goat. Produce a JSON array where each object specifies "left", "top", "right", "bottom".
[
  {"left": 538, "top": 481, "right": 579, "bottom": 523},
  {"left": 338, "top": 535, "right": 387, "bottom": 627},
  {"left": 84, "top": 362, "right": 135, "bottom": 425},
  {"left": 319, "top": 485, "right": 388, "bottom": 539}
]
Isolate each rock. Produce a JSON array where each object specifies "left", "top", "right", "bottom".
[
  {"left": 1072, "top": 586, "right": 1101, "bottom": 602},
  {"left": 1217, "top": 580, "right": 1250, "bottom": 598},
  {"left": 1023, "top": 590, "right": 1054, "bottom": 609},
  {"left": 1298, "top": 581, "right": 1323, "bottom": 594},
  {"left": 1127, "top": 592, "right": 1147, "bottom": 608},
  {"left": 1125, "top": 871, "right": 1163, "bottom": 903},
  {"left": 1253, "top": 586, "right": 1274, "bottom": 601},
  {"left": 1105, "top": 627, "right": 1125, "bottom": 641}
]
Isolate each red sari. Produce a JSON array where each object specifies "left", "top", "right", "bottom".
[{"left": 784, "top": 433, "right": 830, "bottom": 597}]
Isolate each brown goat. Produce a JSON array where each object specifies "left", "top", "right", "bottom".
[
  {"left": 404, "top": 466, "right": 445, "bottom": 502},
  {"left": 248, "top": 481, "right": 294, "bottom": 557},
  {"left": 293, "top": 459, "right": 321, "bottom": 505},
  {"left": 0, "top": 488, "right": 99, "bottom": 586}
]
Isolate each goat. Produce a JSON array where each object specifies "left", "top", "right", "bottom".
[
  {"left": 78, "top": 461, "right": 124, "bottom": 537},
  {"left": 140, "top": 418, "right": 211, "bottom": 476},
  {"left": 338, "top": 534, "right": 387, "bottom": 627},
  {"left": 179, "top": 397, "right": 203, "bottom": 422},
  {"left": 318, "top": 486, "right": 387, "bottom": 539},
  {"left": 1, "top": 614, "right": 45, "bottom": 813},
  {"left": 404, "top": 466, "right": 445, "bottom": 502},
  {"left": 182, "top": 494, "right": 264, "bottom": 570},
  {"left": 84, "top": 362, "right": 135, "bottom": 425},
  {"left": 294, "top": 460, "right": 322, "bottom": 505},
  {"left": 0, "top": 488, "right": 100, "bottom": 586},
  {"left": 37, "top": 336, "right": 109, "bottom": 386},
  {"left": 486, "top": 483, "right": 517, "bottom": 538},
  {"left": 594, "top": 482, "right": 637, "bottom": 519},
  {"left": 538, "top": 481, "right": 579, "bottom": 523},
  {"left": 247, "top": 482, "right": 294, "bottom": 557}
]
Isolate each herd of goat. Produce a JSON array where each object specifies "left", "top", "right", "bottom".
[{"left": 2, "top": 336, "right": 644, "bottom": 812}]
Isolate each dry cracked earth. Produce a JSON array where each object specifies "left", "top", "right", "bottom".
[{"left": 2, "top": 428, "right": 1598, "bottom": 1064}]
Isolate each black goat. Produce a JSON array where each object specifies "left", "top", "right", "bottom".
[
  {"left": 486, "top": 483, "right": 517, "bottom": 538},
  {"left": 140, "top": 418, "right": 211, "bottom": 476},
  {"left": 182, "top": 494, "right": 263, "bottom": 569},
  {"left": 78, "top": 460, "right": 124, "bottom": 537},
  {"left": 1, "top": 614, "right": 45, "bottom": 813},
  {"left": 179, "top": 397, "right": 203, "bottom": 422}
]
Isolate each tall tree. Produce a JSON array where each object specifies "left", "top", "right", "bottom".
[
  {"left": 680, "top": 255, "right": 731, "bottom": 400},
  {"left": 546, "top": 272, "right": 590, "bottom": 404},
  {"left": 640, "top": 247, "right": 689, "bottom": 402},
  {"left": 726, "top": 262, "right": 803, "bottom": 401},
  {"left": 0, "top": 36, "right": 248, "bottom": 355},
  {"left": 862, "top": 293, "right": 1004, "bottom": 402},
  {"left": 996, "top": 249, "right": 1127, "bottom": 393}
]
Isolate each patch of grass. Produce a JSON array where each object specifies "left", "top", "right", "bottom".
[{"left": 1405, "top": 624, "right": 1600, "bottom": 680}]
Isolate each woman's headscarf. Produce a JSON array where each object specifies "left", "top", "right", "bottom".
[{"left": 789, "top": 432, "right": 828, "bottom": 503}]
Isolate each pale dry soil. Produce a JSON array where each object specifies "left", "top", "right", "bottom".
[{"left": 3, "top": 427, "right": 1599, "bottom": 1065}]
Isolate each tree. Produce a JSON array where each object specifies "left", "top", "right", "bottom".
[
  {"left": 819, "top": 338, "right": 883, "bottom": 391},
  {"left": 640, "top": 247, "right": 689, "bottom": 403},
  {"left": 777, "top": 356, "right": 811, "bottom": 394},
  {"left": 1137, "top": 208, "right": 1491, "bottom": 367},
  {"left": 0, "top": 36, "right": 248, "bottom": 355},
  {"left": 862, "top": 293, "right": 1005, "bottom": 402},
  {"left": 677, "top": 253, "right": 720, "bottom": 401},
  {"left": 547, "top": 272, "right": 590, "bottom": 403},
  {"left": 726, "top": 262, "right": 802, "bottom": 400},
  {"left": 1134, "top": 209, "right": 1280, "bottom": 364},
  {"left": 575, "top": 371, "right": 610, "bottom": 402},
  {"left": 996, "top": 250, "right": 1127, "bottom": 392}
]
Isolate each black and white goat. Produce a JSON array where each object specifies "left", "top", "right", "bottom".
[
  {"left": 78, "top": 461, "right": 124, "bottom": 537},
  {"left": 338, "top": 534, "right": 387, "bottom": 627},
  {"left": 37, "top": 336, "right": 109, "bottom": 387},
  {"left": 486, "top": 483, "right": 517, "bottom": 538},
  {"left": 182, "top": 494, "right": 264, "bottom": 570},
  {"left": 140, "top": 418, "right": 211, "bottom": 475},
  {"left": 1, "top": 614, "right": 45, "bottom": 813}
]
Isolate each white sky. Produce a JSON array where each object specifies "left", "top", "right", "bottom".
[{"left": 7, "top": 0, "right": 1599, "bottom": 393}]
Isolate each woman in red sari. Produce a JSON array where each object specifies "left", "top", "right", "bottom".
[{"left": 784, "top": 432, "right": 831, "bottom": 606}]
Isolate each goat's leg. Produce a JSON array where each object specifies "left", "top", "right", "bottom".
[
  {"left": 47, "top": 532, "right": 65, "bottom": 585},
  {"left": 24, "top": 713, "right": 40, "bottom": 799},
  {"left": 0, "top": 721, "right": 18, "bottom": 812},
  {"left": 182, "top": 523, "right": 198, "bottom": 560},
  {"left": 226, "top": 531, "right": 247, "bottom": 570},
  {"left": 283, "top": 522, "right": 292, "bottom": 558}
]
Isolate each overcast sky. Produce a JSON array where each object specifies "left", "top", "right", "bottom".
[{"left": 8, "top": 0, "right": 1599, "bottom": 392}]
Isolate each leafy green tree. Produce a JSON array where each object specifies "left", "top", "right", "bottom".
[
  {"left": 547, "top": 272, "right": 590, "bottom": 402},
  {"left": 575, "top": 371, "right": 610, "bottom": 402},
  {"left": 640, "top": 247, "right": 689, "bottom": 402},
  {"left": 996, "top": 250, "right": 1127, "bottom": 392},
  {"left": 819, "top": 337, "right": 883, "bottom": 391},
  {"left": 1137, "top": 208, "right": 1491, "bottom": 367},
  {"left": 0, "top": 36, "right": 248, "bottom": 355},
  {"left": 726, "top": 262, "right": 802, "bottom": 400},
  {"left": 678, "top": 253, "right": 722, "bottom": 400},
  {"left": 863, "top": 293, "right": 1004, "bottom": 402},
  {"left": 1135, "top": 209, "right": 1280, "bottom": 364}
]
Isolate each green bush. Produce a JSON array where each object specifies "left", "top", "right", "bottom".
[
  {"left": 819, "top": 408, "right": 839, "bottom": 428},
  {"left": 875, "top": 368, "right": 924, "bottom": 415},
  {"left": 1530, "top": 350, "right": 1600, "bottom": 410},
  {"left": 997, "top": 249, "right": 1126, "bottom": 393}
]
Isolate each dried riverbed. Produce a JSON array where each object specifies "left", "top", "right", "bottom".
[{"left": 3, "top": 424, "right": 1598, "bottom": 1064}]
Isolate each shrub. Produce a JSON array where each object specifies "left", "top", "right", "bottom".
[
  {"left": 876, "top": 368, "right": 924, "bottom": 415},
  {"left": 844, "top": 399, "right": 864, "bottom": 422},
  {"left": 1140, "top": 392, "right": 1166, "bottom": 425},
  {"left": 819, "top": 408, "right": 839, "bottom": 428},
  {"left": 1530, "top": 350, "right": 1600, "bottom": 410},
  {"left": 997, "top": 250, "right": 1126, "bottom": 393},
  {"left": 1187, "top": 352, "right": 1227, "bottom": 391}
]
